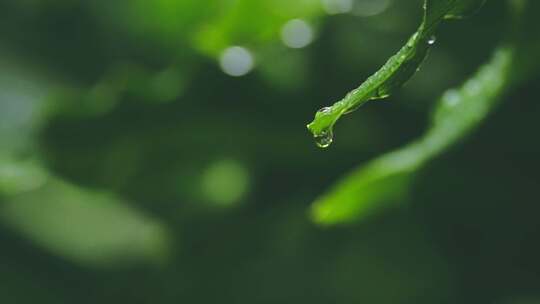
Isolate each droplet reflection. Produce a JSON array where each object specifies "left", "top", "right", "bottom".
[{"left": 314, "top": 129, "right": 334, "bottom": 148}]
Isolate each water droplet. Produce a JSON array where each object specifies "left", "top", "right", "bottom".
[
  {"left": 314, "top": 129, "right": 334, "bottom": 148},
  {"left": 427, "top": 36, "right": 437, "bottom": 45},
  {"left": 317, "top": 107, "right": 332, "bottom": 114}
]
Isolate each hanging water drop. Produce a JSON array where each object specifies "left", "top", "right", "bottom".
[
  {"left": 313, "top": 129, "right": 334, "bottom": 148},
  {"left": 428, "top": 36, "right": 437, "bottom": 45}
]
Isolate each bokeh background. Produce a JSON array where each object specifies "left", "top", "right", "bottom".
[{"left": 1, "top": 0, "right": 539, "bottom": 303}]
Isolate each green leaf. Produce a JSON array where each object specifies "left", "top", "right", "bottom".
[
  {"left": 311, "top": 0, "right": 540, "bottom": 225},
  {"left": 310, "top": 0, "right": 538, "bottom": 225},
  {"left": 307, "top": 0, "right": 487, "bottom": 148},
  {"left": 0, "top": 165, "right": 172, "bottom": 267},
  {"left": 0, "top": 157, "right": 48, "bottom": 196},
  {"left": 312, "top": 46, "right": 516, "bottom": 225}
]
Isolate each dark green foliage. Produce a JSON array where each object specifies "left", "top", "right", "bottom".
[{"left": 1, "top": 1, "right": 540, "bottom": 304}]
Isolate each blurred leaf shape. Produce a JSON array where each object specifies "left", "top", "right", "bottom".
[
  {"left": 0, "top": 51, "right": 52, "bottom": 153},
  {"left": 192, "top": 0, "right": 321, "bottom": 56},
  {"left": 102, "top": 0, "right": 322, "bottom": 56},
  {"left": 0, "top": 170, "right": 171, "bottom": 267},
  {"left": 307, "top": 0, "right": 488, "bottom": 147},
  {"left": 0, "top": 44, "right": 173, "bottom": 268},
  {"left": 50, "top": 63, "right": 189, "bottom": 119},
  {"left": 0, "top": 157, "right": 48, "bottom": 196}
]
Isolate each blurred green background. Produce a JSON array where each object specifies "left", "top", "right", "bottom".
[{"left": 1, "top": 0, "right": 539, "bottom": 303}]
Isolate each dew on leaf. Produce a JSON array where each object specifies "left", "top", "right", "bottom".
[
  {"left": 317, "top": 107, "right": 332, "bottom": 114},
  {"left": 313, "top": 129, "right": 334, "bottom": 148}
]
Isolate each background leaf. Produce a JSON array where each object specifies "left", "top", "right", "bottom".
[{"left": 0, "top": 170, "right": 171, "bottom": 267}]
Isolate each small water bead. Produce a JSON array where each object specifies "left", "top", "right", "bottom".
[
  {"left": 427, "top": 36, "right": 437, "bottom": 45},
  {"left": 317, "top": 107, "right": 332, "bottom": 115},
  {"left": 314, "top": 129, "right": 334, "bottom": 148}
]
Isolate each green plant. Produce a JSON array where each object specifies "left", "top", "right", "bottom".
[{"left": 307, "top": 0, "right": 538, "bottom": 225}]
